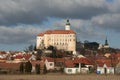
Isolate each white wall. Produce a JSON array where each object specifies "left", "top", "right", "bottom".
[
  {"left": 97, "top": 67, "right": 114, "bottom": 74},
  {"left": 45, "top": 60, "right": 54, "bottom": 70},
  {"left": 64, "top": 68, "right": 80, "bottom": 74},
  {"left": 43, "top": 33, "right": 76, "bottom": 51},
  {"left": 64, "top": 67, "right": 89, "bottom": 74},
  {"left": 36, "top": 36, "right": 44, "bottom": 49}
]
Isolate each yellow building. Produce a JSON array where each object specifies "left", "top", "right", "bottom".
[{"left": 36, "top": 20, "right": 76, "bottom": 52}]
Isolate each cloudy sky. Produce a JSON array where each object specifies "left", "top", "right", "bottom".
[{"left": 0, "top": 0, "right": 120, "bottom": 51}]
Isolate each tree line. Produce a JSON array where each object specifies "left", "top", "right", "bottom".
[{"left": 19, "top": 61, "right": 47, "bottom": 74}]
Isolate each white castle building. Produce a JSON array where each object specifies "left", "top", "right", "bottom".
[{"left": 36, "top": 20, "right": 76, "bottom": 52}]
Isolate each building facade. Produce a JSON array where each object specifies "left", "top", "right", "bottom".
[{"left": 36, "top": 20, "right": 76, "bottom": 52}]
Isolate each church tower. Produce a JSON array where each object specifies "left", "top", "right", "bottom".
[
  {"left": 104, "top": 37, "right": 109, "bottom": 48},
  {"left": 105, "top": 37, "right": 108, "bottom": 46},
  {"left": 65, "top": 19, "right": 70, "bottom": 30}
]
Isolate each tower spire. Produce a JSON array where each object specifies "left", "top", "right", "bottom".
[
  {"left": 105, "top": 36, "right": 108, "bottom": 46},
  {"left": 65, "top": 19, "right": 70, "bottom": 30},
  {"left": 66, "top": 19, "right": 70, "bottom": 25}
]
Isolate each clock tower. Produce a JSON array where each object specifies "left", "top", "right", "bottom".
[{"left": 65, "top": 19, "right": 70, "bottom": 30}]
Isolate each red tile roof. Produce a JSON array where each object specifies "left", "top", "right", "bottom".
[
  {"left": 37, "top": 32, "right": 44, "bottom": 36},
  {"left": 0, "top": 63, "right": 20, "bottom": 70},
  {"left": 0, "top": 58, "right": 6, "bottom": 62},
  {"left": 116, "top": 53, "right": 120, "bottom": 57},
  {"left": 96, "top": 59, "right": 113, "bottom": 67},
  {"left": 41, "top": 57, "right": 92, "bottom": 68},
  {"left": 42, "top": 57, "right": 65, "bottom": 62},
  {"left": 97, "top": 62, "right": 112, "bottom": 67},
  {"left": 44, "top": 30, "right": 76, "bottom": 34},
  {"left": 65, "top": 60, "right": 74, "bottom": 68},
  {"left": 42, "top": 57, "right": 54, "bottom": 62},
  {"left": 44, "top": 30, "right": 53, "bottom": 34},
  {"left": 14, "top": 55, "right": 24, "bottom": 59},
  {"left": 55, "top": 58, "right": 65, "bottom": 62},
  {"left": 23, "top": 54, "right": 32, "bottom": 60},
  {"left": 37, "top": 30, "right": 75, "bottom": 36},
  {"left": 0, "top": 51, "right": 6, "bottom": 54},
  {"left": 73, "top": 58, "right": 92, "bottom": 65}
]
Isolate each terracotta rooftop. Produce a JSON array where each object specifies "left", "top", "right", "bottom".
[
  {"left": 37, "top": 32, "right": 44, "bottom": 36},
  {"left": 73, "top": 57, "right": 93, "bottom": 65},
  {"left": 14, "top": 55, "right": 24, "bottom": 59},
  {"left": 0, "top": 63, "right": 20, "bottom": 70},
  {"left": 45, "top": 30, "right": 75, "bottom": 34},
  {"left": 38, "top": 30, "right": 75, "bottom": 36},
  {"left": 96, "top": 59, "right": 115, "bottom": 67},
  {"left": 65, "top": 60, "right": 74, "bottom": 68},
  {"left": 23, "top": 54, "right": 32, "bottom": 60},
  {"left": 97, "top": 61, "right": 112, "bottom": 67},
  {"left": 0, "top": 51, "right": 6, "bottom": 54}
]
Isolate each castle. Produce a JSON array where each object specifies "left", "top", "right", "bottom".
[{"left": 36, "top": 20, "right": 76, "bottom": 52}]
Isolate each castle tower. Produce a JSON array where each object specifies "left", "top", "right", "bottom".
[{"left": 65, "top": 19, "right": 70, "bottom": 30}]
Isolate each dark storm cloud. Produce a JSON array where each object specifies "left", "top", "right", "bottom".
[
  {"left": 0, "top": 25, "right": 41, "bottom": 44},
  {"left": 0, "top": 0, "right": 110, "bottom": 26},
  {"left": 0, "top": 0, "right": 120, "bottom": 45},
  {"left": 91, "top": 13, "right": 120, "bottom": 32}
]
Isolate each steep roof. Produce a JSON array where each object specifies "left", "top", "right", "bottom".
[
  {"left": 44, "top": 30, "right": 75, "bottom": 34},
  {"left": 37, "top": 30, "right": 75, "bottom": 36},
  {"left": 96, "top": 59, "right": 113, "bottom": 67},
  {"left": 37, "top": 33, "right": 44, "bottom": 36},
  {"left": 73, "top": 57, "right": 93, "bottom": 65}
]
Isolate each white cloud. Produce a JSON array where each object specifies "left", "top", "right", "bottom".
[
  {"left": 0, "top": 0, "right": 119, "bottom": 47},
  {"left": 0, "top": 0, "right": 113, "bottom": 25},
  {"left": 91, "top": 13, "right": 120, "bottom": 32},
  {"left": 106, "top": 0, "right": 120, "bottom": 12},
  {"left": 50, "top": 19, "right": 105, "bottom": 39}
]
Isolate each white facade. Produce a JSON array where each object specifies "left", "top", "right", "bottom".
[
  {"left": 65, "top": 19, "right": 70, "bottom": 30},
  {"left": 64, "top": 68, "right": 80, "bottom": 74},
  {"left": 36, "top": 20, "right": 76, "bottom": 52},
  {"left": 64, "top": 63, "right": 89, "bottom": 74},
  {"left": 64, "top": 67, "right": 89, "bottom": 74},
  {"left": 97, "top": 64, "right": 114, "bottom": 74},
  {"left": 45, "top": 59, "right": 54, "bottom": 70},
  {"left": 36, "top": 34, "right": 44, "bottom": 49}
]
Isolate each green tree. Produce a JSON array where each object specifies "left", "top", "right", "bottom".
[
  {"left": 34, "top": 44, "right": 37, "bottom": 51},
  {"left": 35, "top": 64, "right": 40, "bottom": 74},
  {"left": 25, "top": 61, "right": 32, "bottom": 73},
  {"left": 36, "top": 49, "right": 42, "bottom": 60},
  {"left": 19, "top": 62, "right": 24, "bottom": 73},
  {"left": 24, "top": 44, "right": 34, "bottom": 52},
  {"left": 47, "top": 45, "right": 57, "bottom": 58},
  {"left": 43, "top": 65, "right": 47, "bottom": 74}
]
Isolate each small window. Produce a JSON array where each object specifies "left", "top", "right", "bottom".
[
  {"left": 50, "top": 63, "right": 53, "bottom": 66},
  {"left": 68, "top": 69, "right": 72, "bottom": 72}
]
